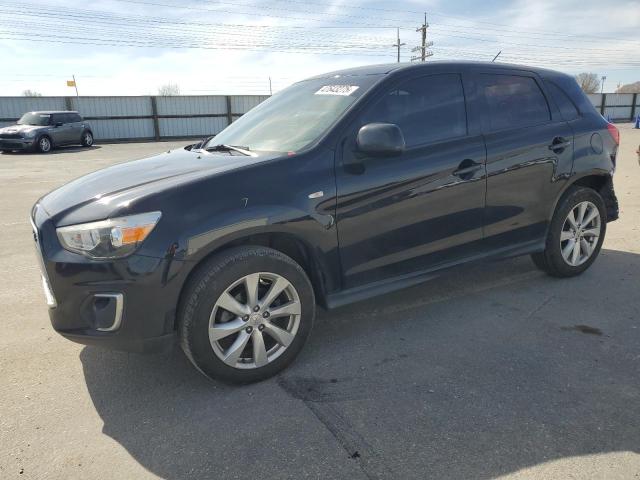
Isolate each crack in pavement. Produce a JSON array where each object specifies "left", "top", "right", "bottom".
[{"left": 278, "top": 376, "right": 394, "bottom": 480}]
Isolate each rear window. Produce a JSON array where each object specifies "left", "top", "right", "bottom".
[
  {"left": 545, "top": 81, "right": 579, "bottom": 121},
  {"left": 480, "top": 74, "right": 551, "bottom": 131},
  {"left": 70, "top": 113, "right": 83, "bottom": 122}
]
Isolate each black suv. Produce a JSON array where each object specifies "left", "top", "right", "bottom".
[
  {"left": 31, "top": 62, "right": 619, "bottom": 383},
  {"left": 0, "top": 111, "right": 93, "bottom": 153}
]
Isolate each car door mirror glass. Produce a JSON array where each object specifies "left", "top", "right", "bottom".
[{"left": 356, "top": 123, "right": 405, "bottom": 157}]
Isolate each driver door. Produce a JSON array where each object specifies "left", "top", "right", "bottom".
[
  {"left": 50, "top": 113, "right": 73, "bottom": 145},
  {"left": 335, "top": 72, "right": 487, "bottom": 289}
]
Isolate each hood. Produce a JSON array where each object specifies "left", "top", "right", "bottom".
[
  {"left": 39, "top": 147, "right": 279, "bottom": 225},
  {"left": 0, "top": 124, "right": 46, "bottom": 135}
]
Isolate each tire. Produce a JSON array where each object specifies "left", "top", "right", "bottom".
[
  {"left": 179, "top": 246, "right": 315, "bottom": 384},
  {"left": 532, "top": 186, "right": 606, "bottom": 278},
  {"left": 81, "top": 130, "right": 93, "bottom": 147},
  {"left": 36, "top": 136, "right": 52, "bottom": 153}
]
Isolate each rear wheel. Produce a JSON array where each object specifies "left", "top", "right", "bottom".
[
  {"left": 532, "top": 186, "right": 606, "bottom": 277},
  {"left": 179, "top": 246, "right": 315, "bottom": 383},
  {"left": 36, "top": 136, "right": 52, "bottom": 153},
  {"left": 81, "top": 131, "right": 93, "bottom": 147}
]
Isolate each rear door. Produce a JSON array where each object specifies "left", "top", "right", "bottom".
[
  {"left": 476, "top": 70, "right": 574, "bottom": 250},
  {"left": 335, "top": 71, "right": 487, "bottom": 289}
]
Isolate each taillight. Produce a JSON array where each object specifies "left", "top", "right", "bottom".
[{"left": 607, "top": 123, "right": 620, "bottom": 145}]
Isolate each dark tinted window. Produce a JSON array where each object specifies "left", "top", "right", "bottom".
[
  {"left": 362, "top": 73, "right": 467, "bottom": 147},
  {"left": 545, "top": 81, "right": 579, "bottom": 121},
  {"left": 70, "top": 113, "right": 83, "bottom": 122},
  {"left": 51, "top": 114, "right": 66, "bottom": 124},
  {"left": 480, "top": 74, "right": 550, "bottom": 131}
]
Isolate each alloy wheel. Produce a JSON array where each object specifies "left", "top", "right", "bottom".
[
  {"left": 83, "top": 132, "right": 93, "bottom": 146},
  {"left": 560, "top": 201, "right": 601, "bottom": 267},
  {"left": 209, "top": 272, "right": 301, "bottom": 369},
  {"left": 39, "top": 137, "right": 51, "bottom": 152}
]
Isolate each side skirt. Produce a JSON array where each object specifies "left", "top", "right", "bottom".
[{"left": 325, "top": 239, "right": 544, "bottom": 309}]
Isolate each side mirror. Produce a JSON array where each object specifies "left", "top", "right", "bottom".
[
  {"left": 356, "top": 123, "right": 405, "bottom": 157},
  {"left": 55, "top": 122, "right": 63, "bottom": 127}
]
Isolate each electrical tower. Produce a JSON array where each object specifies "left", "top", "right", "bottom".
[{"left": 411, "top": 13, "right": 433, "bottom": 62}]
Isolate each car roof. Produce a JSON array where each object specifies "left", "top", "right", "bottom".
[
  {"left": 25, "top": 111, "right": 80, "bottom": 115},
  {"left": 307, "top": 61, "right": 569, "bottom": 80}
]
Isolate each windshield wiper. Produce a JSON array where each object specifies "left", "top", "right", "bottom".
[{"left": 205, "top": 144, "right": 252, "bottom": 156}]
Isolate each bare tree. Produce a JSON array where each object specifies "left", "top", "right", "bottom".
[
  {"left": 575, "top": 73, "right": 600, "bottom": 94},
  {"left": 157, "top": 83, "right": 181, "bottom": 96},
  {"left": 616, "top": 81, "right": 640, "bottom": 94},
  {"left": 22, "top": 89, "right": 42, "bottom": 97}
]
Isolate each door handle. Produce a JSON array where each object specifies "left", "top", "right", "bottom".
[
  {"left": 453, "top": 159, "right": 482, "bottom": 179},
  {"left": 548, "top": 137, "right": 571, "bottom": 152}
]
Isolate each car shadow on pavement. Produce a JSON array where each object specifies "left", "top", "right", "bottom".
[
  {"left": 1, "top": 145, "right": 101, "bottom": 155},
  {"left": 80, "top": 248, "right": 640, "bottom": 479}
]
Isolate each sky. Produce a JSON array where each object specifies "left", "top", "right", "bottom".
[{"left": 0, "top": 0, "right": 639, "bottom": 96}]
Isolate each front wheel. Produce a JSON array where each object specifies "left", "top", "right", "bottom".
[
  {"left": 532, "top": 186, "right": 606, "bottom": 277},
  {"left": 36, "top": 136, "right": 52, "bottom": 153},
  {"left": 179, "top": 246, "right": 315, "bottom": 383},
  {"left": 81, "top": 131, "right": 93, "bottom": 147}
]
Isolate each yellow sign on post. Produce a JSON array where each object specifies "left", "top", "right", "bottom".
[{"left": 66, "top": 80, "right": 76, "bottom": 87}]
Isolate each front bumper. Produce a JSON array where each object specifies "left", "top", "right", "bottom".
[
  {"left": 32, "top": 205, "right": 186, "bottom": 354},
  {"left": 0, "top": 138, "right": 35, "bottom": 150}
]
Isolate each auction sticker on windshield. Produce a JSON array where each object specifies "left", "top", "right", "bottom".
[{"left": 315, "top": 85, "right": 359, "bottom": 96}]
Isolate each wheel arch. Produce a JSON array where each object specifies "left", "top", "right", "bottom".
[
  {"left": 175, "top": 230, "right": 332, "bottom": 331},
  {"left": 549, "top": 171, "right": 618, "bottom": 224}
]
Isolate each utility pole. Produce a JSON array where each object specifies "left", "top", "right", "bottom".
[
  {"left": 492, "top": 50, "right": 502, "bottom": 62},
  {"left": 72, "top": 74, "right": 79, "bottom": 97},
  {"left": 392, "top": 28, "right": 406, "bottom": 63},
  {"left": 600, "top": 75, "right": 606, "bottom": 94},
  {"left": 268, "top": 76, "right": 273, "bottom": 95},
  {"left": 411, "top": 13, "right": 433, "bottom": 62}
]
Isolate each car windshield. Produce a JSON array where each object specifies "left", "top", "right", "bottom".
[
  {"left": 17, "top": 113, "right": 51, "bottom": 126},
  {"left": 205, "top": 75, "right": 381, "bottom": 153}
]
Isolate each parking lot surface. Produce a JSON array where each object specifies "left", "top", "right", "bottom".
[{"left": 1, "top": 131, "right": 639, "bottom": 480}]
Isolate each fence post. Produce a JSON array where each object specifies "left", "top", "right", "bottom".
[
  {"left": 225, "top": 96, "right": 233, "bottom": 127},
  {"left": 150, "top": 96, "right": 160, "bottom": 141},
  {"left": 631, "top": 93, "right": 638, "bottom": 122},
  {"left": 64, "top": 97, "right": 73, "bottom": 111},
  {"left": 600, "top": 93, "right": 606, "bottom": 115}
]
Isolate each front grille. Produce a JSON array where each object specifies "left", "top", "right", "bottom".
[{"left": 0, "top": 133, "right": 23, "bottom": 139}]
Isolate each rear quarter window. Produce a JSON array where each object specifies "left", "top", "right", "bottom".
[
  {"left": 480, "top": 74, "right": 551, "bottom": 131},
  {"left": 545, "top": 81, "right": 580, "bottom": 121}
]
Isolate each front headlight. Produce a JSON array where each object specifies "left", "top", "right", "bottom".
[
  {"left": 23, "top": 130, "right": 37, "bottom": 138},
  {"left": 56, "top": 211, "right": 162, "bottom": 258}
]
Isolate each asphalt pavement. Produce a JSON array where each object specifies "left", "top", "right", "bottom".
[{"left": 1, "top": 129, "right": 639, "bottom": 479}]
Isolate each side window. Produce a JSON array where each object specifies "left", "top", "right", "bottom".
[
  {"left": 480, "top": 74, "right": 551, "bottom": 131},
  {"left": 362, "top": 73, "right": 467, "bottom": 147},
  {"left": 51, "top": 114, "right": 63, "bottom": 125},
  {"left": 71, "top": 113, "right": 83, "bottom": 122},
  {"left": 545, "top": 81, "right": 579, "bottom": 121}
]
